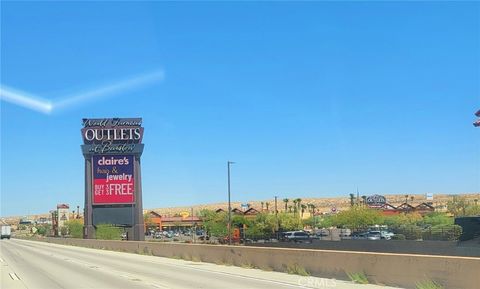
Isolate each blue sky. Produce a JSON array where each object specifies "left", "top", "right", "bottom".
[{"left": 1, "top": 2, "right": 479, "bottom": 217}]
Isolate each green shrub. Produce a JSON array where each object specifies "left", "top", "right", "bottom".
[
  {"left": 200, "top": 210, "right": 228, "bottom": 238},
  {"left": 65, "top": 220, "right": 83, "bottom": 238},
  {"left": 347, "top": 272, "right": 369, "bottom": 284},
  {"left": 391, "top": 233, "right": 406, "bottom": 240},
  {"left": 397, "top": 225, "right": 422, "bottom": 240},
  {"left": 416, "top": 280, "right": 444, "bottom": 289},
  {"left": 95, "top": 224, "right": 122, "bottom": 240},
  {"left": 285, "top": 264, "right": 310, "bottom": 276},
  {"left": 332, "top": 206, "right": 384, "bottom": 230},
  {"left": 35, "top": 225, "right": 51, "bottom": 236},
  {"left": 422, "top": 212, "right": 453, "bottom": 227},
  {"left": 60, "top": 226, "right": 69, "bottom": 237}
]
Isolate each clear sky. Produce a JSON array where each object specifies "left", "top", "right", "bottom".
[{"left": 1, "top": 2, "right": 479, "bottom": 217}]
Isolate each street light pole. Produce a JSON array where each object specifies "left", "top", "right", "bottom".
[
  {"left": 191, "top": 207, "right": 195, "bottom": 243},
  {"left": 274, "top": 196, "right": 278, "bottom": 217},
  {"left": 274, "top": 196, "right": 279, "bottom": 239},
  {"left": 227, "top": 161, "right": 235, "bottom": 245}
]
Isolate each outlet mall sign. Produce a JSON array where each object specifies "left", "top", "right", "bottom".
[
  {"left": 81, "top": 118, "right": 144, "bottom": 155},
  {"left": 81, "top": 118, "right": 144, "bottom": 205}
]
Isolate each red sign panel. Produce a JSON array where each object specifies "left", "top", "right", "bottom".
[{"left": 92, "top": 155, "right": 134, "bottom": 204}]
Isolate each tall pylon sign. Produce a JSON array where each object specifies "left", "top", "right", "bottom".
[{"left": 81, "top": 118, "right": 145, "bottom": 240}]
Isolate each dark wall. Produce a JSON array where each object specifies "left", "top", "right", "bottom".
[
  {"left": 92, "top": 206, "right": 134, "bottom": 226},
  {"left": 248, "top": 239, "right": 480, "bottom": 257},
  {"left": 455, "top": 216, "right": 480, "bottom": 241}
]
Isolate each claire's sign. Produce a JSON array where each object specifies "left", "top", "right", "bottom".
[{"left": 92, "top": 155, "right": 134, "bottom": 204}]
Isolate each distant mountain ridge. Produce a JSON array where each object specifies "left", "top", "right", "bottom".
[
  {"left": 148, "top": 193, "right": 480, "bottom": 216},
  {"left": 3, "top": 193, "right": 479, "bottom": 223}
]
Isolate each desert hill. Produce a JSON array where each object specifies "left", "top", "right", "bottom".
[
  {"left": 148, "top": 193, "right": 480, "bottom": 216},
  {"left": 2, "top": 193, "right": 478, "bottom": 224}
]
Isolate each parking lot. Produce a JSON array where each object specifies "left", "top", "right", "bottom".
[{"left": 144, "top": 229, "right": 211, "bottom": 243}]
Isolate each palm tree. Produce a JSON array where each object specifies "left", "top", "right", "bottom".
[
  {"left": 288, "top": 205, "right": 293, "bottom": 213},
  {"left": 292, "top": 200, "right": 298, "bottom": 214},
  {"left": 307, "top": 203, "right": 316, "bottom": 216},
  {"left": 283, "top": 198, "right": 289, "bottom": 212},
  {"left": 410, "top": 196, "right": 414, "bottom": 203},
  {"left": 309, "top": 203, "right": 313, "bottom": 214},
  {"left": 265, "top": 202, "right": 270, "bottom": 211},
  {"left": 349, "top": 193, "right": 355, "bottom": 207},
  {"left": 294, "top": 198, "right": 302, "bottom": 214},
  {"left": 404, "top": 194, "right": 409, "bottom": 204},
  {"left": 301, "top": 204, "right": 307, "bottom": 218},
  {"left": 260, "top": 202, "right": 264, "bottom": 211},
  {"left": 361, "top": 196, "right": 366, "bottom": 206}
]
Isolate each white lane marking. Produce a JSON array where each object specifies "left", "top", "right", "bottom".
[
  {"left": 12, "top": 239, "right": 309, "bottom": 288},
  {"left": 9, "top": 272, "right": 20, "bottom": 280},
  {"left": 0, "top": 257, "right": 5, "bottom": 263},
  {"left": 119, "top": 274, "right": 132, "bottom": 279},
  {"left": 151, "top": 283, "right": 169, "bottom": 289}
]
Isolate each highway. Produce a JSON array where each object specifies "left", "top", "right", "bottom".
[{"left": 1, "top": 239, "right": 397, "bottom": 289}]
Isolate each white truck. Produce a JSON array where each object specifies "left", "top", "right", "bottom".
[{"left": 1, "top": 225, "right": 11, "bottom": 239}]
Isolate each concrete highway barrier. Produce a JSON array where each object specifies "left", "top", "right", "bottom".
[
  {"left": 22, "top": 237, "right": 480, "bottom": 289},
  {"left": 249, "top": 239, "right": 480, "bottom": 257}
]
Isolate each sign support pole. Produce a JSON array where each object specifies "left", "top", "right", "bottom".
[
  {"left": 84, "top": 158, "right": 95, "bottom": 239},
  {"left": 133, "top": 156, "right": 145, "bottom": 241}
]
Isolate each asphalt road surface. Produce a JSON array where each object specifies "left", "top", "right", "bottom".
[{"left": 1, "top": 239, "right": 398, "bottom": 289}]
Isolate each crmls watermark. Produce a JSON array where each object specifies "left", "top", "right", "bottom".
[{"left": 298, "top": 276, "right": 337, "bottom": 288}]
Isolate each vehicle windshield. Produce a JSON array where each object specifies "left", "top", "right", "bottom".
[{"left": 1, "top": 2, "right": 478, "bottom": 289}]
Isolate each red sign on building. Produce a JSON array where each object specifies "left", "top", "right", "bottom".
[{"left": 92, "top": 155, "right": 134, "bottom": 204}]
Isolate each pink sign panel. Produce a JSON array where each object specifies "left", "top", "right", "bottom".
[{"left": 92, "top": 155, "right": 134, "bottom": 204}]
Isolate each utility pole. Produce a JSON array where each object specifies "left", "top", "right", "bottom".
[
  {"left": 356, "top": 188, "right": 360, "bottom": 205},
  {"left": 191, "top": 207, "right": 195, "bottom": 243},
  {"left": 227, "top": 161, "right": 235, "bottom": 245},
  {"left": 274, "top": 196, "right": 279, "bottom": 239}
]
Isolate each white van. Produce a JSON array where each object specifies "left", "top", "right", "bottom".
[{"left": 1, "top": 225, "right": 11, "bottom": 239}]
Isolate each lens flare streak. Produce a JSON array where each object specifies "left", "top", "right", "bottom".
[{"left": 0, "top": 70, "right": 164, "bottom": 114}]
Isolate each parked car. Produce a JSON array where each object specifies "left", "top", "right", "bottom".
[
  {"left": 198, "top": 235, "right": 210, "bottom": 241},
  {"left": 351, "top": 232, "right": 368, "bottom": 239},
  {"left": 339, "top": 228, "right": 351, "bottom": 237},
  {"left": 281, "top": 231, "right": 312, "bottom": 243},
  {"left": 367, "top": 231, "right": 382, "bottom": 240},
  {"left": 380, "top": 231, "right": 394, "bottom": 240},
  {"left": 315, "top": 229, "right": 330, "bottom": 237}
]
